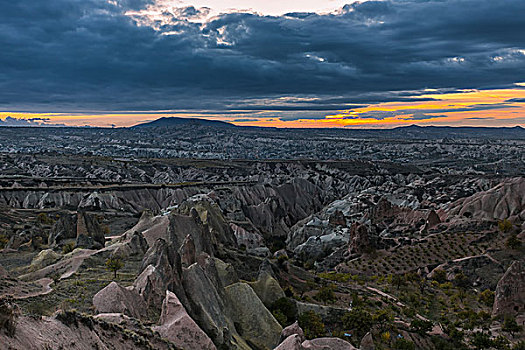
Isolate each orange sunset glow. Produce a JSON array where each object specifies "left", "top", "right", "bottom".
[{"left": 2, "top": 87, "right": 523, "bottom": 128}]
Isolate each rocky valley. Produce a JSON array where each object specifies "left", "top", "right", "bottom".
[{"left": 0, "top": 125, "right": 524, "bottom": 350}]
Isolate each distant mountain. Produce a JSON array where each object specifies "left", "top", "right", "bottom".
[
  {"left": 386, "top": 125, "right": 525, "bottom": 139},
  {"left": 131, "top": 117, "right": 235, "bottom": 129}
]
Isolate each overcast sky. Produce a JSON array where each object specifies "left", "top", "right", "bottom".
[{"left": 1, "top": 0, "right": 524, "bottom": 127}]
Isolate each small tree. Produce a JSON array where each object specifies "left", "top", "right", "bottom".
[
  {"left": 392, "top": 274, "right": 406, "bottom": 290},
  {"left": 314, "top": 284, "right": 336, "bottom": 304},
  {"left": 478, "top": 289, "right": 495, "bottom": 306},
  {"left": 298, "top": 311, "right": 325, "bottom": 339},
  {"left": 0, "top": 234, "right": 8, "bottom": 249},
  {"left": 410, "top": 319, "right": 434, "bottom": 335},
  {"left": 37, "top": 212, "right": 54, "bottom": 225},
  {"left": 505, "top": 234, "right": 521, "bottom": 250},
  {"left": 502, "top": 316, "right": 523, "bottom": 336},
  {"left": 342, "top": 307, "right": 374, "bottom": 340},
  {"left": 373, "top": 309, "right": 394, "bottom": 331},
  {"left": 105, "top": 257, "right": 124, "bottom": 279},
  {"left": 453, "top": 272, "right": 469, "bottom": 290},
  {"left": 393, "top": 338, "right": 416, "bottom": 350},
  {"left": 270, "top": 297, "right": 297, "bottom": 326},
  {"left": 432, "top": 269, "right": 447, "bottom": 284},
  {"left": 498, "top": 219, "right": 513, "bottom": 233},
  {"left": 470, "top": 332, "right": 492, "bottom": 350}
]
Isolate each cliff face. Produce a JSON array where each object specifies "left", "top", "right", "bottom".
[{"left": 493, "top": 261, "right": 525, "bottom": 317}]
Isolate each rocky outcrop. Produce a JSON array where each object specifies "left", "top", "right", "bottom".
[
  {"left": 359, "top": 332, "right": 374, "bottom": 350},
  {"left": 0, "top": 311, "right": 174, "bottom": 350},
  {"left": 134, "top": 238, "right": 185, "bottom": 309},
  {"left": 48, "top": 212, "right": 76, "bottom": 246},
  {"left": 448, "top": 177, "right": 525, "bottom": 222},
  {"left": 0, "top": 296, "right": 19, "bottom": 337},
  {"left": 424, "top": 210, "right": 441, "bottom": 230},
  {"left": 176, "top": 197, "right": 237, "bottom": 253},
  {"left": 430, "top": 255, "right": 505, "bottom": 290},
  {"left": 179, "top": 234, "right": 196, "bottom": 267},
  {"left": 92, "top": 282, "right": 146, "bottom": 319},
  {"left": 182, "top": 263, "right": 237, "bottom": 348},
  {"left": 122, "top": 210, "right": 170, "bottom": 248},
  {"left": 75, "top": 212, "right": 105, "bottom": 249},
  {"left": 275, "top": 335, "right": 303, "bottom": 350},
  {"left": 348, "top": 223, "right": 370, "bottom": 255},
  {"left": 249, "top": 260, "right": 285, "bottom": 307},
  {"left": 279, "top": 321, "right": 305, "bottom": 343},
  {"left": 108, "top": 230, "right": 148, "bottom": 258},
  {"left": 224, "top": 282, "right": 282, "bottom": 350},
  {"left": 302, "top": 338, "right": 357, "bottom": 350},
  {"left": 274, "top": 323, "right": 357, "bottom": 350},
  {"left": 153, "top": 290, "right": 216, "bottom": 350},
  {"left": 29, "top": 249, "right": 61, "bottom": 272},
  {"left": 231, "top": 223, "right": 266, "bottom": 250},
  {"left": 493, "top": 261, "right": 525, "bottom": 317},
  {"left": 294, "top": 230, "right": 349, "bottom": 262}
]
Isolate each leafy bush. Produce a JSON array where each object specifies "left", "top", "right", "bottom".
[
  {"left": 502, "top": 316, "right": 523, "bottom": 335},
  {"left": 318, "top": 272, "right": 350, "bottom": 283},
  {"left": 498, "top": 219, "right": 513, "bottom": 233},
  {"left": 506, "top": 234, "right": 522, "bottom": 249},
  {"left": 314, "top": 284, "right": 336, "bottom": 304},
  {"left": 478, "top": 289, "right": 495, "bottom": 306},
  {"left": 37, "top": 212, "right": 54, "bottom": 225},
  {"left": 470, "top": 332, "right": 493, "bottom": 350},
  {"left": 0, "top": 233, "right": 8, "bottom": 249},
  {"left": 513, "top": 341, "right": 525, "bottom": 350},
  {"left": 105, "top": 257, "right": 124, "bottom": 279},
  {"left": 410, "top": 319, "right": 433, "bottom": 335},
  {"left": 272, "top": 309, "right": 287, "bottom": 326},
  {"left": 392, "top": 338, "right": 415, "bottom": 350},
  {"left": 62, "top": 242, "right": 76, "bottom": 254},
  {"left": 453, "top": 272, "right": 469, "bottom": 289},
  {"left": 432, "top": 269, "right": 447, "bottom": 283},
  {"left": 342, "top": 308, "right": 373, "bottom": 340},
  {"left": 298, "top": 311, "right": 325, "bottom": 339},
  {"left": 373, "top": 309, "right": 394, "bottom": 331},
  {"left": 270, "top": 297, "right": 297, "bottom": 326}
]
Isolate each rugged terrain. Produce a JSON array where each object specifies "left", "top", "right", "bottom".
[{"left": 0, "top": 125, "right": 524, "bottom": 350}]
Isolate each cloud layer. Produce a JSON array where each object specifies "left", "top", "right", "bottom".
[{"left": 1, "top": 0, "right": 525, "bottom": 122}]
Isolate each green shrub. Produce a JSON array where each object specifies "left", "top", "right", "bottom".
[
  {"left": 37, "top": 213, "right": 54, "bottom": 225},
  {"left": 105, "top": 257, "right": 124, "bottom": 279},
  {"left": 513, "top": 341, "right": 525, "bottom": 350},
  {"left": 270, "top": 297, "right": 297, "bottom": 326},
  {"left": 373, "top": 309, "right": 394, "bottom": 331},
  {"left": 478, "top": 289, "right": 495, "bottom": 306},
  {"left": 432, "top": 269, "right": 447, "bottom": 283},
  {"left": 392, "top": 338, "right": 415, "bottom": 350},
  {"left": 298, "top": 311, "right": 325, "bottom": 339},
  {"left": 470, "top": 332, "right": 493, "bottom": 350},
  {"left": 272, "top": 309, "right": 287, "bottom": 326},
  {"left": 314, "top": 284, "right": 336, "bottom": 304},
  {"left": 62, "top": 242, "right": 76, "bottom": 254},
  {"left": 318, "top": 272, "right": 350, "bottom": 283},
  {"left": 0, "top": 234, "right": 8, "bottom": 249},
  {"left": 498, "top": 219, "right": 513, "bottom": 233},
  {"left": 502, "top": 316, "right": 523, "bottom": 335},
  {"left": 341, "top": 308, "right": 373, "bottom": 340},
  {"left": 506, "top": 234, "right": 522, "bottom": 249},
  {"left": 410, "top": 319, "right": 433, "bottom": 335}
]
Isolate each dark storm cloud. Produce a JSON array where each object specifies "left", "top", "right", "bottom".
[
  {"left": 409, "top": 114, "right": 448, "bottom": 120},
  {"left": 0, "top": 117, "right": 66, "bottom": 127},
  {"left": 1, "top": 0, "right": 525, "bottom": 112}
]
